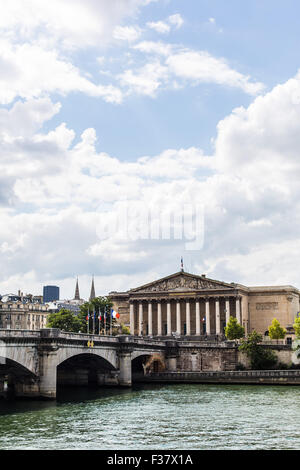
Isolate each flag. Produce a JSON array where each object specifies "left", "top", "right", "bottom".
[
  {"left": 86, "top": 308, "right": 90, "bottom": 322},
  {"left": 181, "top": 257, "right": 184, "bottom": 271},
  {"left": 111, "top": 309, "right": 120, "bottom": 319}
]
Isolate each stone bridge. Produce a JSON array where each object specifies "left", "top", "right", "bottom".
[
  {"left": 0, "top": 329, "right": 167, "bottom": 399},
  {"left": 2, "top": 329, "right": 289, "bottom": 399}
]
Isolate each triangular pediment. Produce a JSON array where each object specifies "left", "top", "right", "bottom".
[{"left": 129, "top": 272, "right": 236, "bottom": 294}]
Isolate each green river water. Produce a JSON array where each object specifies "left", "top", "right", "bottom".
[{"left": 0, "top": 383, "right": 299, "bottom": 450}]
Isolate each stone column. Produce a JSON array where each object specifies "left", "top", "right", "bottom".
[
  {"left": 176, "top": 301, "right": 181, "bottom": 335},
  {"left": 195, "top": 300, "right": 201, "bottom": 335},
  {"left": 225, "top": 299, "right": 230, "bottom": 326},
  {"left": 205, "top": 299, "right": 211, "bottom": 335},
  {"left": 138, "top": 303, "right": 143, "bottom": 336},
  {"left": 39, "top": 352, "right": 57, "bottom": 399},
  {"left": 148, "top": 302, "right": 153, "bottom": 336},
  {"left": 157, "top": 302, "right": 162, "bottom": 336},
  {"left": 215, "top": 298, "right": 221, "bottom": 335},
  {"left": 130, "top": 302, "right": 134, "bottom": 335},
  {"left": 236, "top": 297, "right": 241, "bottom": 324},
  {"left": 186, "top": 301, "right": 191, "bottom": 336},
  {"left": 119, "top": 351, "right": 132, "bottom": 387},
  {"left": 167, "top": 302, "right": 171, "bottom": 336}
]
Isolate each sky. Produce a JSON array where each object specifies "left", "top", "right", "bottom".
[{"left": 1, "top": 0, "right": 300, "bottom": 299}]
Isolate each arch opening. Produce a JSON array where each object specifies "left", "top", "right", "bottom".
[
  {"left": 132, "top": 354, "right": 166, "bottom": 382},
  {"left": 0, "top": 357, "right": 38, "bottom": 400},
  {"left": 57, "top": 353, "right": 118, "bottom": 389}
]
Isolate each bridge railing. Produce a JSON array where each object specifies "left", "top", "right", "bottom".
[{"left": 0, "top": 329, "right": 41, "bottom": 338}]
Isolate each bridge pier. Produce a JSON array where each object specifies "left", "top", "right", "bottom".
[
  {"left": 97, "top": 371, "right": 119, "bottom": 386},
  {"left": 14, "top": 380, "right": 40, "bottom": 398},
  {"left": 165, "top": 340, "right": 179, "bottom": 372},
  {"left": 119, "top": 352, "right": 132, "bottom": 387},
  {"left": 39, "top": 352, "right": 58, "bottom": 399}
]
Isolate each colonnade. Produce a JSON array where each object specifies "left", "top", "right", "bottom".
[{"left": 130, "top": 296, "right": 242, "bottom": 337}]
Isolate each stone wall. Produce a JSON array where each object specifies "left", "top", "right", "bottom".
[{"left": 176, "top": 344, "right": 237, "bottom": 372}]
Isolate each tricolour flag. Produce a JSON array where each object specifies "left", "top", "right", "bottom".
[{"left": 111, "top": 309, "right": 120, "bottom": 319}]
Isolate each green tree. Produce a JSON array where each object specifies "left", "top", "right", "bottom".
[
  {"left": 239, "top": 330, "right": 278, "bottom": 370},
  {"left": 120, "top": 324, "right": 131, "bottom": 335},
  {"left": 293, "top": 316, "right": 300, "bottom": 338},
  {"left": 225, "top": 316, "right": 245, "bottom": 340},
  {"left": 78, "top": 296, "right": 116, "bottom": 334},
  {"left": 46, "top": 308, "right": 82, "bottom": 332},
  {"left": 268, "top": 318, "right": 286, "bottom": 340}
]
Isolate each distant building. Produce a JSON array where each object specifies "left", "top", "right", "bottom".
[
  {"left": 110, "top": 270, "right": 299, "bottom": 343},
  {"left": 0, "top": 293, "right": 50, "bottom": 330},
  {"left": 43, "top": 286, "right": 60, "bottom": 303},
  {"left": 47, "top": 300, "right": 83, "bottom": 314},
  {"left": 46, "top": 278, "right": 86, "bottom": 314}
]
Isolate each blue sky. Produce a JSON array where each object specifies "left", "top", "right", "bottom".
[{"left": 1, "top": 0, "right": 300, "bottom": 299}]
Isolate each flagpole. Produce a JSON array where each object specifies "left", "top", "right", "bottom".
[
  {"left": 87, "top": 306, "right": 89, "bottom": 335},
  {"left": 98, "top": 307, "right": 101, "bottom": 336},
  {"left": 92, "top": 305, "right": 95, "bottom": 335},
  {"left": 104, "top": 307, "right": 106, "bottom": 336},
  {"left": 110, "top": 309, "right": 112, "bottom": 336}
]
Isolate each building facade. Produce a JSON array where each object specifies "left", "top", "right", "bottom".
[
  {"left": 109, "top": 271, "right": 299, "bottom": 340},
  {"left": 0, "top": 297, "right": 49, "bottom": 330}
]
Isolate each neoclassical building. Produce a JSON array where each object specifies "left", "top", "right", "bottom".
[{"left": 109, "top": 271, "right": 299, "bottom": 339}]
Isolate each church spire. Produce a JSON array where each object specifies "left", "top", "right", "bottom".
[
  {"left": 74, "top": 277, "right": 80, "bottom": 300},
  {"left": 89, "top": 276, "right": 96, "bottom": 301}
]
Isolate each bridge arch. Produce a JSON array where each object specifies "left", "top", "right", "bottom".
[
  {"left": 56, "top": 347, "right": 118, "bottom": 370},
  {"left": 0, "top": 346, "right": 39, "bottom": 377},
  {"left": 131, "top": 352, "right": 166, "bottom": 379},
  {"left": 0, "top": 356, "right": 38, "bottom": 379},
  {"left": 56, "top": 350, "right": 118, "bottom": 388}
]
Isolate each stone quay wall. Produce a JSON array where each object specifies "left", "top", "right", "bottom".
[{"left": 136, "top": 369, "right": 300, "bottom": 386}]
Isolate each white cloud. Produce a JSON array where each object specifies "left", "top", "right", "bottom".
[
  {"left": 0, "top": 41, "right": 123, "bottom": 105},
  {"left": 119, "top": 61, "right": 169, "bottom": 97},
  {"left": 113, "top": 25, "right": 142, "bottom": 43},
  {"left": 125, "top": 42, "right": 265, "bottom": 97},
  {"left": 146, "top": 14, "right": 184, "bottom": 35},
  {"left": 2, "top": 68, "right": 300, "bottom": 296},
  {"left": 168, "top": 14, "right": 184, "bottom": 29},
  {"left": 0, "top": 0, "right": 148, "bottom": 50},
  {"left": 147, "top": 21, "right": 171, "bottom": 34},
  {"left": 166, "top": 50, "right": 265, "bottom": 96}
]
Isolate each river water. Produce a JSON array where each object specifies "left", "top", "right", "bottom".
[{"left": 0, "top": 383, "right": 299, "bottom": 450}]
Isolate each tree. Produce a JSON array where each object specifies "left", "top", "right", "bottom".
[
  {"left": 120, "top": 324, "right": 131, "bottom": 335},
  {"left": 293, "top": 316, "right": 300, "bottom": 338},
  {"left": 225, "top": 316, "right": 245, "bottom": 340},
  {"left": 239, "top": 330, "right": 277, "bottom": 370},
  {"left": 268, "top": 318, "right": 286, "bottom": 340},
  {"left": 47, "top": 308, "right": 82, "bottom": 332},
  {"left": 78, "top": 296, "right": 116, "bottom": 334}
]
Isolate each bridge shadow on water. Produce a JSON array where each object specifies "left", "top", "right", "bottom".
[{"left": 0, "top": 382, "right": 172, "bottom": 417}]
